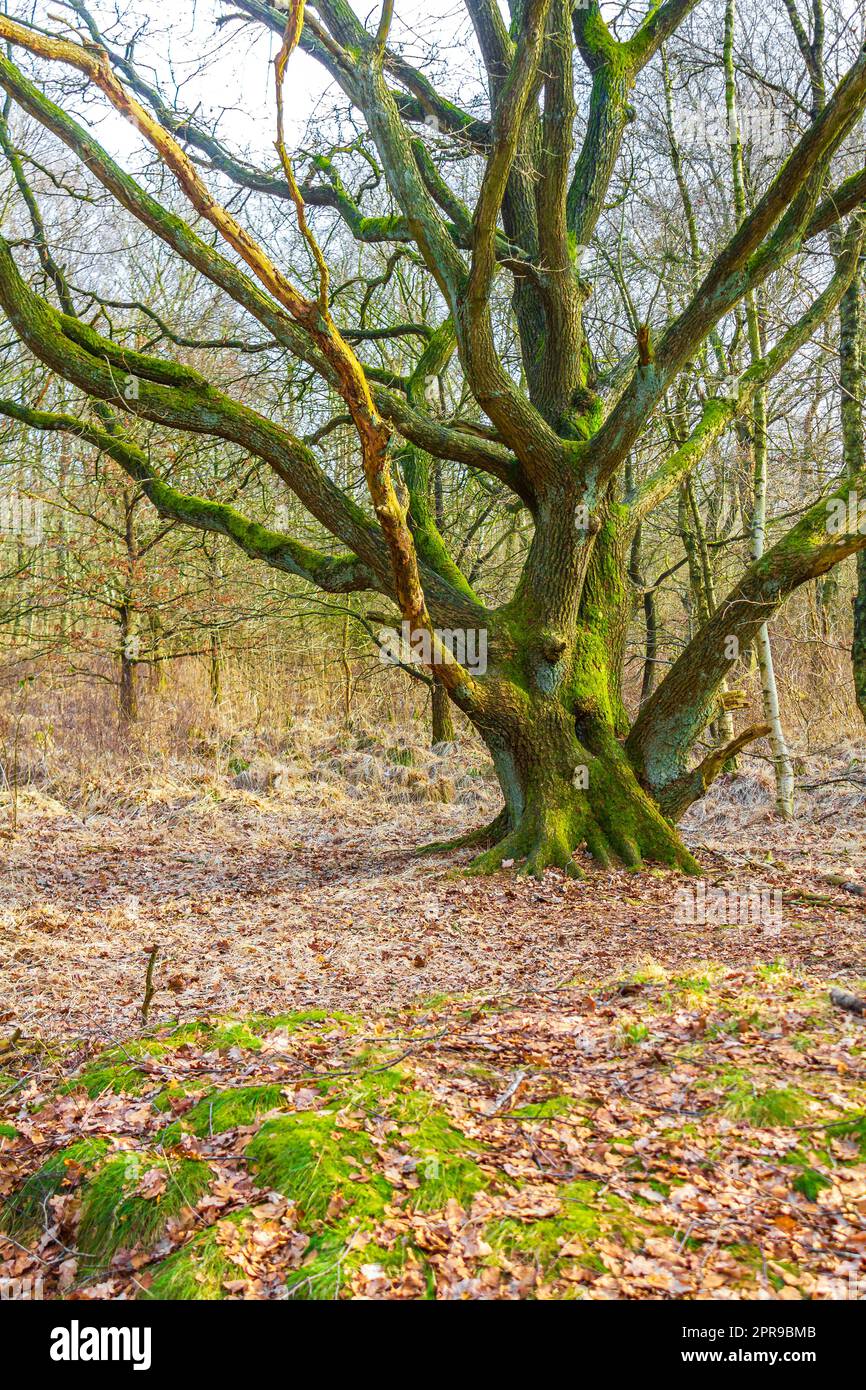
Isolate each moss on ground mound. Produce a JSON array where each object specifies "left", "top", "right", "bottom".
[
  {"left": 2, "top": 1137, "right": 210, "bottom": 1273},
  {"left": 0, "top": 1013, "right": 495, "bottom": 1299},
  {"left": 61, "top": 1012, "right": 363, "bottom": 1101},
  {"left": 3, "top": 977, "right": 864, "bottom": 1301},
  {"left": 142, "top": 1211, "right": 252, "bottom": 1300},
  {"left": 157, "top": 1084, "right": 287, "bottom": 1143},
  {"left": 77, "top": 1153, "right": 212, "bottom": 1269},
  {"left": 3, "top": 1137, "right": 111, "bottom": 1242}
]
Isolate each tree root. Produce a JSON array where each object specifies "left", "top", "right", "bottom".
[
  {"left": 416, "top": 808, "right": 510, "bottom": 858},
  {"left": 461, "top": 797, "right": 700, "bottom": 879},
  {"left": 466, "top": 812, "right": 585, "bottom": 879},
  {"left": 416, "top": 738, "right": 702, "bottom": 879}
]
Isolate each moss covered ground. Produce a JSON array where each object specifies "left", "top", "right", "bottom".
[{"left": 1, "top": 968, "right": 864, "bottom": 1300}]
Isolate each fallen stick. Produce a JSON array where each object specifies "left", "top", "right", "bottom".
[
  {"left": 486, "top": 1069, "right": 527, "bottom": 1115},
  {"left": 141, "top": 945, "right": 159, "bottom": 1025},
  {"left": 830, "top": 988, "right": 866, "bottom": 1017}
]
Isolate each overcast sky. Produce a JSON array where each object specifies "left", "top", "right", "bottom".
[{"left": 22, "top": 0, "right": 482, "bottom": 165}]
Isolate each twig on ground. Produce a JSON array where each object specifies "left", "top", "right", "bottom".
[
  {"left": 485, "top": 1069, "right": 527, "bottom": 1115},
  {"left": 141, "top": 945, "right": 159, "bottom": 1025}
]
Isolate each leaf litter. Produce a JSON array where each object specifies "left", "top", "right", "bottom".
[{"left": 0, "top": 750, "right": 864, "bottom": 1300}]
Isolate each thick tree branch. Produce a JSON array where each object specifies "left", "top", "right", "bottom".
[
  {"left": 657, "top": 723, "right": 772, "bottom": 820},
  {"left": 627, "top": 469, "right": 866, "bottom": 800}
]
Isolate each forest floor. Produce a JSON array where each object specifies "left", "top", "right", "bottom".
[{"left": 0, "top": 732, "right": 864, "bottom": 1299}]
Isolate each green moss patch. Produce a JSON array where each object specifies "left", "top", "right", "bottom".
[
  {"left": 1, "top": 1135, "right": 211, "bottom": 1280},
  {"left": 60, "top": 1041, "right": 176, "bottom": 1098},
  {"left": 827, "top": 1110, "right": 866, "bottom": 1155},
  {"left": 791, "top": 1166, "right": 832, "bottom": 1202},
  {"left": 251, "top": 1008, "right": 359, "bottom": 1034},
  {"left": 484, "top": 1180, "right": 602, "bottom": 1273},
  {"left": 722, "top": 1079, "right": 809, "bottom": 1127},
  {"left": 59, "top": 1011, "right": 357, "bottom": 1102},
  {"left": 243, "top": 1113, "right": 405, "bottom": 1300},
  {"left": 247, "top": 1111, "right": 391, "bottom": 1222},
  {"left": 6, "top": 968, "right": 864, "bottom": 1301},
  {"left": 141, "top": 1210, "right": 249, "bottom": 1301},
  {"left": 391, "top": 1092, "right": 490, "bottom": 1211},
  {"left": 511, "top": 1096, "right": 575, "bottom": 1120},
  {"left": 158, "top": 1084, "right": 286, "bottom": 1144},
  {"left": 76, "top": 1152, "right": 212, "bottom": 1269},
  {"left": 161, "top": 1019, "right": 263, "bottom": 1051},
  {"left": 1, "top": 1137, "right": 110, "bottom": 1240}
]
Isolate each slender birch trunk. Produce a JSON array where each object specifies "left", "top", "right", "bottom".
[
  {"left": 838, "top": 257, "right": 866, "bottom": 723},
  {"left": 725, "top": 0, "right": 794, "bottom": 816}
]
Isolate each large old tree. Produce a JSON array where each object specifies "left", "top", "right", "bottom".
[{"left": 0, "top": 0, "right": 865, "bottom": 873}]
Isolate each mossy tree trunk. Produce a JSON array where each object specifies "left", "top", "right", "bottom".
[
  {"left": 839, "top": 259, "right": 866, "bottom": 725},
  {"left": 431, "top": 454, "right": 456, "bottom": 747},
  {"left": 430, "top": 496, "right": 700, "bottom": 875},
  {"left": 118, "top": 623, "right": 138, "bottom": 723},
  {"left": 462, "top": 679, "right": 699, "bottom": 876},
  {"left": 431, "top": 684, "right": 455, "bottom": 745}
]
